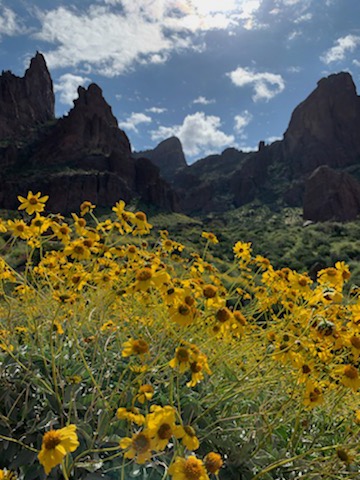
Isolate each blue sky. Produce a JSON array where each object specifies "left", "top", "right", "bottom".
[{"left": 0, "top": 0, "right": 360, "bottom": 164}]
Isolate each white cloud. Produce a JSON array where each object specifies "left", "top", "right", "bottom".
[
  {"left": 321, "top": 35, "right": 360, "bottom": 64},
  {"left": 266, "top": 135, "right": 282, "bottom": 143},
  {"left": 146, "top": 107, "right": 167, "bottom": 113},
  {"left": 0, "top": 6, "right": 23, "bottom": 37},
  {"left": 193, "top": 96, "right": 215, "bottom": 105},
  {"left": 227, "top": 67, "right": 285, "bottom": 102},
  {"left": 234, "top": 110, "right": 252, "bottom": 134},
  {"left": 151, "top": 111, "right": 234, "bottom": 157},
  {"left": 294, "top": 12, "right": 312, "bottom": 23},
  {"left": 119, "top": 112, "right": 152, "bottom": 133},
  {"left": 32, "top": 1, "right": 267, "bottom": 76},
  {"left": 287, "top": 65, "right": 302, "bottom": 73},
  {"left": 54, "top": 73, "right": 91, "bottom": 105},
  {"left": 353, "top": 59, "right": 360, "bottom": 67}
]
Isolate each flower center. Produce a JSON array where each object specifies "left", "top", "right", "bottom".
[
  {"left": 178, "top": 304, "right": 190, "bottom": 316},
  {"left": 74, "top": 245, "right": 85, "bottom": 255},
  {"left": 137, "top": 268, "right": 152, "bottom": 282},
  {"left": 216, "top": 307, "right": 231, "bottom": 323},
  {"left": 351, "top": 336, "right": 360, "bottom": 349},
  {"left": 135, "top": 212, "right": 147, "bottom": 222},
  {"left": 309, "top": 388, "right": 321, "bottom": 402},
  {"left": 132, "top": 339, "right": 149, "bottom": 355},
  {"left": 183, "top": 458, "right": 203, "bottom": 480},
  {"left": 176, "top": 347, "right": 190, "bottom": 362},
  {"left": 344, "top": 365, "right": 358, "bottom": 379},
  {"left": 190, "top": 362, "right": 202, "bottom": 373},
  {"left": 203, "top": 285, "right": 217, "bottom": 298},
  {"left": 133, "top": 433, "right": 150, "bottom": 454},
  {"left": 43, "top": 431, "right": 62, "bottom": 450},
  {"left": 29, "top": 197, "right": 38, "bottom": 205},
  {"left": 184, "top": 425, "right": 196, "bottom": 437},
  {"left": 302, "top": 364, "right": 311, "bottom": 374},
  {"left": 157, "top": 423, "right": 173, "bottom": 440}
]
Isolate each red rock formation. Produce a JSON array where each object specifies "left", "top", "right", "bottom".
[
  {"left": 134, "top": 137, "right": 187, "bottom": 182},
  {"left": 0, "top": 52, "right": 54, "bottom": 140},
  {"left": 283, "top": 72, "right": 360, "bottom": 176},
  {"left": 0, "top": 54, "right": 177, "bottom": 213}
]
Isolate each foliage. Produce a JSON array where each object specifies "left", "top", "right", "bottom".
[{"left": 1, "top": 196, "right": 360, "bottom": 479}]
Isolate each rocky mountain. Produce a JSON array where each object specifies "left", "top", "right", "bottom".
[
  {"left": 0, "top": 52, "right": 55, "bottom": 141},
  {"left": 133, "top": 137, "right": 187, "bottom": 182},
  {"left": 142, "top": 72, "right": 360, "bottom": 221},
  {"left": 0, "top": 52, "right": 359, "bottom": 222},
  {"left": 0, "top": 53, "right": 178, "bottom": 213}
]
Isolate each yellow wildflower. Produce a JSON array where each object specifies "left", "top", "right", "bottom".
[
  {"left": 0, "top": 470, "right": 17, "bottom": 480},
  {"left": 120, "top": 431, "right": 153, "bottom": 464},
  {"left": 182, "top": 425, "right": 200, "bottom": 451},
  {"left": 233, "top": 241, "right": 252, "bottom": 262},
  {"left": 122, "top": 338, "right": 149, "bottom": 357},
  {"left": 80, "top": 200, "right": 95, "bottom": 216},
  {"left": 116, "top": 407, "right": 145, "bottom": 425},
  {"left": 201, "top": 231, "right": 219, "bottom": 244},
  {"left": 7, "top": 219, "right": 30, "bottom": 239},
  {"left": 303, "top": 380, "right": 324, "bottom": 409},
  {"left": 168, "top": 456, "right": 209, "bottom": 480},
  {"left": 18, "top": 191, "right": 49, "bottom": 215},
  {"left": 146, "top": 405, "right": 185, "bottom": 451},
  {"left": 137, "top": 384, "right": 154, "bottom": 404},
  {"left": 38, "top": 424, "right": 79, "bottom": 475},
  {"left": 204, "top": 452, "right": 223, "bottom": 475},
  {"left": 340, "top": 365, "right": 360, "bottom": 392}
]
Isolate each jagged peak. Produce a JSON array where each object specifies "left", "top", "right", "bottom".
[
  {"left": 24, "top": 52, "right": 51, "bottom": 80},
  {"left": 316, "top": 71, "right": 357, "bottom": 93}
]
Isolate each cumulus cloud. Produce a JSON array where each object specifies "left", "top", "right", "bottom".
[
  {"left": 193, "top": 96, "right": 215, "bottom": 105},
  {"left": 321, "top": 35, "right": 360, "bottom": 64},
  {"left": 119, "top": 112, "right": 152, "bottom": 133},
  {"left": 227, "top": 67, "right": 285, "bottom": 102},
  {"left": 32, "top": 1, "right": 266, "bottom": 75},
  {"left": 234, "top": 110, "right": 252, "bottom": 134},
  {"left": 0, "top": 6, "right": 23, "bottom": 37},
  {"left": 54, "top": 73, "right": 91, "bottom": 106},
  {"left": 151, "top": 112, "right": 234, "bottom": 157}
]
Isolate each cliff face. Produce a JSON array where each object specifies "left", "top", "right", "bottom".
[
  {"left": 152, "top": 72, "right": 360, "bottom": 221},
  {"left": 303, "top": 166, "right": 360, "bottom": 222},
  {"left": 134, "top": 137, "right": 187, "bottom": 182},
  {"left": 0, "top": 54, "right": 178, "bottom": 214},
  {"left": 0, "top": 52, "right": 55, "bottom": 140},
  {"left": 283, "top": 72, "right": 360, "bottom": 176}
]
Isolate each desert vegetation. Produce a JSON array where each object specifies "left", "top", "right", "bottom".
[{"left": 1, "top": 194, "right": 360, "bottom": 479}]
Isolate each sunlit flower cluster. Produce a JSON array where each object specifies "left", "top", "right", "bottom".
[{"left": 0, "top": 193, "right": 359, "bottom": 478}]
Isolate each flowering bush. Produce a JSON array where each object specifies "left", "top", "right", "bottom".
[{"left": 0, "top": 194, "right": 360, "bottom": 479}]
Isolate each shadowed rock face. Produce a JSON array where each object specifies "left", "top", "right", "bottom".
[
  {"left": 0, "top": 54, "right": 178, "bottom": 214},
  {"left": 0, "top": 52, "right": 54, "bottom": 140},
  {"left": 303, "top": 166, "right": 360, "bottom": 222},
  {"left": 1, "top": 53, "right": 359, "bottom": 221},
  {"left": 134, "top": 137, "right": 187, "bottom": 182},
  {"left": 163, "top": 72, "right": 360, "bottom": 219},
  {"left": 283, "top": 72, "right": 360, "bottom": 176}
]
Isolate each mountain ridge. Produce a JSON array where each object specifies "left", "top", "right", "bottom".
[{"left": 0, "top": 53, "right": 359, "bottom": 221}]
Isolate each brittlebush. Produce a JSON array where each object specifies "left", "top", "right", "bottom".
[{"left": 0, "top": 193, "right": 359, "bottom": 479}]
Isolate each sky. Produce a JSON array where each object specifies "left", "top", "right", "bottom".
[{"left": 0, "top": 0, "right": 360, "bottom": 164}]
